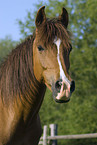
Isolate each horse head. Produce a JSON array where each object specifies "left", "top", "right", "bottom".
[{"left": 33, "top": 6, "right": 75, "bottom": 103}]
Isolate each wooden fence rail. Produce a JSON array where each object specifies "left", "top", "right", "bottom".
[{"left": 39, "top": 124, "right": 97, "bottom": 145}]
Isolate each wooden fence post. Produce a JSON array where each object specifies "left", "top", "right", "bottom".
[
  {"left": 43, "top": 125, "right": 47, "bottom": 145},
  {"left": 49, "top": 124, "right": 58, "bottom": 145}
]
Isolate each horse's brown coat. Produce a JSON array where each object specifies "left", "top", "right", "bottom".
[
  {"left": 0, "top": 35, "right": 46, "bottom": 144},
  {"left": 0, "top": 6, "right": 74, "bottom": 145}
]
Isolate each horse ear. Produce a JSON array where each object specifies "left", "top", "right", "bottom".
[
  {"left": 59, "top": 7, "right": 69, "bottom": 28},
  {"left": 35, "top": 6, "right": 46, "bottom": 27}
]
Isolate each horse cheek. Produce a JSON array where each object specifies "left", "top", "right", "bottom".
[{"left": 33, "top": 55, "right": 43, "bottom": 82}]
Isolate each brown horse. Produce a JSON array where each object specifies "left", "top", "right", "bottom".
[{"left": 0, "top": 6, "right": 75, "bottom": 145}]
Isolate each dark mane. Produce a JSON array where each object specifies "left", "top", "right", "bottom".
[
  {"left": 37, "top": 18, "right": 71, "bottom": 48},
  {"left": 0, "top": 34, "right": 39, "bottom": 105}
]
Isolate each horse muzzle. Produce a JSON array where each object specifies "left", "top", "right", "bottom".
[{"left": 52, "top": 79, "right": 75, "bottom": 103}]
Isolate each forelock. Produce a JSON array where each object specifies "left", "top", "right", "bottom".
[{"left": 36, "top": 18, "right": 71, "bottom": 48}]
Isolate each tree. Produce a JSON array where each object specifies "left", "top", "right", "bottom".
[{"left": 0, "top": 36, "right": 17, "bottom": 62}]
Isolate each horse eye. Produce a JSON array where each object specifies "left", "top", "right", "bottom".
[{"left": 38, "top": 45, "right": 44, "bottom": 51}]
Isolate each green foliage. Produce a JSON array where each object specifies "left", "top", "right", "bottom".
[
  {"left": 70, "top": 0, "right": 97, "bottom": 48},
  {"left": 38, "top": 0, "right": 97, "bottom": 144},
  {"left": 17, "top": 11, "right": 35, "bottom": 38},
  {"left": 0, "top": 36, "right": 17, "bottom": 62}
]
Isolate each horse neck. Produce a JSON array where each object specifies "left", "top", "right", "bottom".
[
  {"left": 0, "top": 35, "right": 46, "bottom": 117},
  {"left": 24, "top": 82, "right": 46, "bottom": 122},
  {"left": 18, "top": 40, "right": 46, "bottom": 120},
  {"left": 17, "top": 47, "right": 46, "bottom": 121}
]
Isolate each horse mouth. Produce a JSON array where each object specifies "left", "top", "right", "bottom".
[
  {"left": 51, "top": 79, "right": 75, "bottom": 104},
  {"left": 54, "top": 91, "right": 71, "bottom": 103},
  {"left": 55, "top": 98, "right": 70, "bottom": 103},
  {"left": 52, "top": 84, "right": 71, "bottom": 103},
  {"left": 52, "top": 81, "right": 72, "bottom": 103}
]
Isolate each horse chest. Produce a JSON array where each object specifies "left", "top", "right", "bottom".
[{"left": 4, "top": 114, "right": 42, "bottom": 145}]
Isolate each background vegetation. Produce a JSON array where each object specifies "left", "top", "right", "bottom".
[{"left": 0, "top": 0, "right": 97, "bottom": 144}]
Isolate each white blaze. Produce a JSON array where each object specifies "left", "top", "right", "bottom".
[{"left": 54, "top": 38, "right": 71, "bottom": 86}]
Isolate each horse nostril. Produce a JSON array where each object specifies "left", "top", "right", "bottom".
[
  {"left": 55, "top": 79, "right": 62, "bottom": 92},
  {"left": 70, "top": 81, "right": 75, "bottom": 93}
]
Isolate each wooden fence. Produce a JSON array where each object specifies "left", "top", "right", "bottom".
[{"left": 39, "top": 124, "right": 97, "bottom": 145}]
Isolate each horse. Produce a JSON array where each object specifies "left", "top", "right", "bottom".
[{"left": 0, "top": 6, "right": 75, "bottom": 145}]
